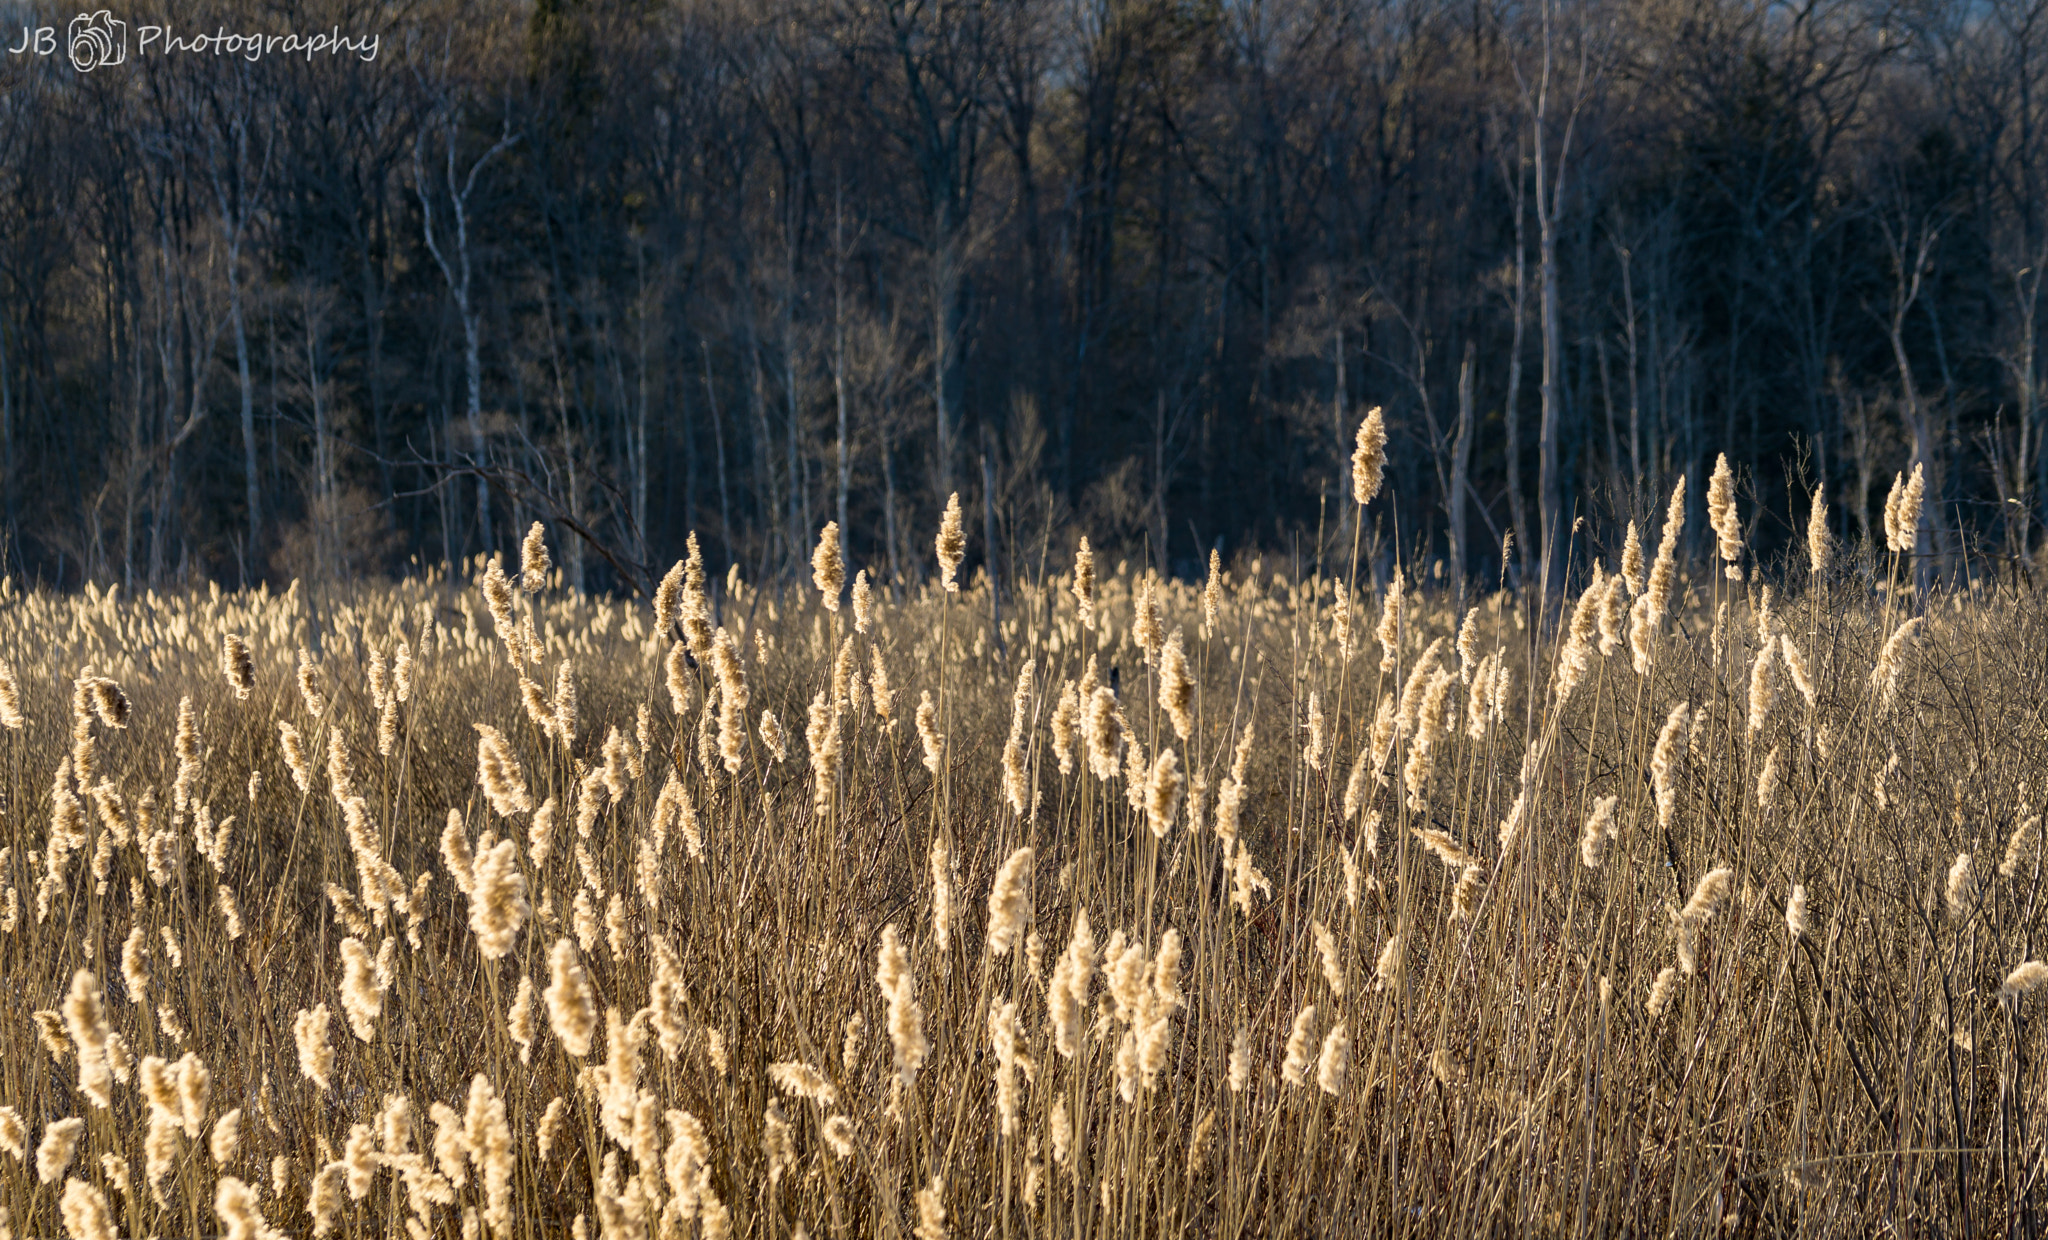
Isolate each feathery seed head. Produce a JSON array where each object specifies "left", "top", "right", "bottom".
[
  {"left": 1708, "top": 453, "right": 1743, "bottom": 574},
  {"left": 1352, "top": 407, "right": 1388, "bottom": 505},
  {"left": 1807, "top": 486, "right": 1831, "bottom": 576},
  {"left": 987, "top": 847, "right": 1033, "bottom": 956},
  {"left": 545, "top": 939, "right": 597, "bottom": 1058},
  {"left": 520, "top": 523, "right": 551, "bottom": 592},
  {"left": 936, "top": 494, "right": 966, "bottom": 592},
  {"left": 1072, "top": 537, "right": 1097, "bottom": 629},
  {"left": 812, "top": 522, "right": 845, "bottom": 611},
  {"left": 220, "top": 635, "right": 256, "bottom": 700}
]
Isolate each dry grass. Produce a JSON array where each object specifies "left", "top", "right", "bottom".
[{"left": 2, "top": 482, "right": 2047, "bottom": 1239}]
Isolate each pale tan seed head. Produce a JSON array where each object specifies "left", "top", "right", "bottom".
[
  {"left": 295, "top": 648, "right": 326, "bottom": 717},
  {"left": 1281, "top": 1005, "right": 1318, "bottom": 1086},
  {"left": 1886, "top": 462, "right": 1926, "bottom": 553},
  {"left": 1620, "top": 520, "right": 1644, "bottom": 594},
  {"left": 473, "top": 726, "right": 533, "bottom": 818},
  {"left": 1807, "top": 486, "right": 1830, "bottom": 576},
  {"left": 294, "top": 1006, "right": 334, "bottom": 1091},
  {"left": 468, "top": 838, "right": 530, "bottom": 961},
  {"left": 2003, "top": 961, "right": 2048, "bottom": 1001},
  {"left": 60, "top": 1176, "right": 115, "bottom": 1240},
  {"left": 1870, "top": 616, "right": 1922, "bottom": 712},
  {"left": 1946, "top": 853, "right": 1974, "bottom": 921},
  {"left": 220, "top": 635, "right": 256, "bottom": 700},
  {"left": 1072, "top": 537, "right": 1097, "bottom": 629},
  {"left": 38, "top": 1118, "right": 85, "bottom": 1184},
  {"left": 875, "top": 924, "right": 929, "bottom": 1088},
  {"left": 1376, "top": 566, "right": 1404, "bottom": 674},
  {"left": 1133, "top": 576, "right": 1164, "bottom": 663},
  {"left": 545, "top": 939, "right": 597, "bottom": 1058},
  {"left": 987, "top": 847, "right": 1033, "bottom": 957},
  {"left": 851, "top": 569, "right": 873, "bottom": 633},
  {"left": 1646, "top": 966, "right": 1681, "bottom": 1017},
  {"left": 1145, "top": 750, "right": 1184, "bottom": 839},
  {"left": 1315, "top": 1021, "right": 1350, "bottom": 1096},
  {"left": 1351, "top": 406, "right": 1387, "bottom": 505},
  {"left": 1707, "top": 453, "right": 1743, "bottom": 575},
  {"left": 936, "top": 494, "right": 966, "bottom": 592},
  {"left": 520, "top": 522, "right": 552, "bottom": 592},
  {"left": 812, "top": 522, "right": 845, "bottom": 611}
]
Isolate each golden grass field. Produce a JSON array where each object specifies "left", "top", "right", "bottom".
[{"left": 2, "top": 445, "right": 2047, "bottom": 1238}]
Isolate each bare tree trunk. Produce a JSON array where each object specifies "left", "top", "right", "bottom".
[
  {"left": 786, "top": 233, "right": 804, "bottom": 553},
  {"left": 882, "top": 419, "right": 904, "bottom": 592},
  {"left": 702, "top": 340, "right": 734, "bottom": 570},
  {"left": 1619, "top": 239, "right": 1642, "bottom": 490},
  {"left": 2007, "top": 259, "right": 2044, "bottom": 562},
  {"left": 203, "top": 107, "right": 269, "bottom": 576},
  {"left": 933, "top": 234, "right": 956, "bottom": 500},
  {"left": 1530, "top": 0, "right": 1584, "bottom": 597},
  {"left": 982, "top": 435, "right": 1001, "bottom": 646},
  {"left": 231, "top": 257, "right": 258, "bottom": 570},
  {"left": 1505, "top": 146, "right": 1531, "bottom": 583},
  {"left": 414, "top": 114, "right": 518, "bottom": 557},
  {"left": 834, "top": 191, "right": 851, "bottom": 545},
  {"left": 1452, "top": 341, "right": 1474, "bottom": 590},
  {"left": 633, "top": 240, "right": 651, "bottom": 562},
  {"left": 305, "top": 289, "right": 331, "bottom": 581},
  {"left": 1885, "top": 214, "right": 1946, "bottom": 583},
  {"left": 750, "top": 328, "right": 777, "bottom": 579},
  {"left": 1153, "top": 388, "right": 1170, "bottom": 561}
]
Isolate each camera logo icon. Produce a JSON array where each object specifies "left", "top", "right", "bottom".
[{"left": 68, "top": 11, "right": 126, "bottom": 72}]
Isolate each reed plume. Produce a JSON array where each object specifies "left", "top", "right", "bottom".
[
  {"left": 1651, "top": 702, "right": 1690, "bottom": 829},
  {"left": 1579, "top": 795, "right": 1620, "bottom": 869},
  {"left": 811, "top": 521, "right": 844, "bottom": 611},
  {"left": 1073, "top": 536, "right": 1096, "bottom": 629},
  {"left": 2002, "top": 961, "right": 2048, "bottom": 1001},
  {"left": 875, "top": 924, "right": 929, "bottom": 1090},
  {"left": 926, "top": 837, "right": 955, "bottom": 952},
  {"left": 986, "top": 846, "right": 1033, "bottom": 956},
  {"left": 295, "top": 1006, "right": 333, "bottom": 1090},
  {"left": 1159, "top": 628, "right": 1194, "bottom": 740},
  {"left": 1352, "top": 406, "right": 1387, "bottom": 504},
  {"left": 1282, "top": 1005, "right": 1317, "bottom": 1086},
  {"left": 1885, "top": 463, "right": 1926, "bottom": 553},
  {"left": 1002, "top": 659, "right": 1035, "bottom": 814},
  {"left": 1134, "top": 575, "right": 1164, "bottom": 662},
  {"left": 1707, "top": 453, "right": 1743, "bottom": 578},
  {"left": 1145, "top": 749, "right": 1183, "bottom": 838},
  {"left": 38, "top": 1117, "right": 83, "bottom": 1184},
  {"left": 1807, "top": 486, "right": 1830, "bottom": 576},
  {"left": 296, "top": 647, "right": 326, "bottom": 717},
  {"left": 545, "top": 939, "right": 597, "bottom": 1058},
  {"left": 60, "top": 1177, "right": 115, "bottom": 1240},
  {"left": 1316, "top": 1022, "right": 1350, "bottom": 1096},
  {"left": 1376, "top": 566, "right": 1404, "bottom": 674},
  {"left": 474, "top": 725, "right": 533, "bottom": 817},
  {"left": 1870, "top": 616, "right": 1922, "bottom": 711},
  {"left": 220, "top": 634, "right": 256, "bottom": 699},
  {"left": 1620, "top": 520, "right": 1644, "bottom": 594},
  {"left": 467, "top": 837, "right": 529, "bottom": 960},
  {"left": 1946, "top": 853, "right": 1974, "bottom": 920},
  {"left": 936, "top": 493, "right": 965, "bottom": 592},
  {"left": 520, "top": 522, "right": 551, "bottom": 592}
]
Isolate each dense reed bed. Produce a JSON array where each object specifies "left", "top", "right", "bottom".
[{"left": 2, "top": 440, "right": 2046, "bottom": 1238}]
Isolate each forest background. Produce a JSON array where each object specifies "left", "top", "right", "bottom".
[{"left": 0, "top": 0, "right": 2042, "bottom": 595}]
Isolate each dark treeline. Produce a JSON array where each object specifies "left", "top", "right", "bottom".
[{"left": 1, "top": 0, "right": 2044, "bottom": 595}]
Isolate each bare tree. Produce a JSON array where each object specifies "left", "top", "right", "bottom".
[{"left": 412, "top": 69, "right": 519, "bottom": 556}]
